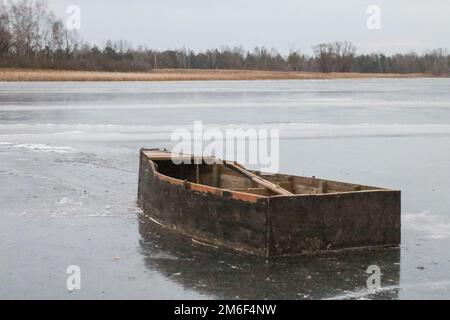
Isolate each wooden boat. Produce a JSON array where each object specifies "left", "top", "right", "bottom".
[{"left": 138, "top": 149, "right": 401, "bottom": 257}]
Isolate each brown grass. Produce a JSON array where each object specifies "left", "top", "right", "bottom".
[{"left": 0, "top": 68, "right": 432, "bottom": 82}]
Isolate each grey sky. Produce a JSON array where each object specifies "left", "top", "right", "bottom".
[{"left": 47, "top": 0, "right": 450, "bottom": 55}]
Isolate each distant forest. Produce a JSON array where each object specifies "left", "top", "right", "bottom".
[{"left": 1, "top": 1, "right": 449, "bottom": 75}]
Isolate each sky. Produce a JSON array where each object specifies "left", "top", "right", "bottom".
[{"left": 46, "top": 0, "right": 450, "bottom": 55}]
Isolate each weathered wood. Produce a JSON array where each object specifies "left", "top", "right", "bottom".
[
  {"left": 319, "top": 181, "right": 328, "bottom": 194},
  {"left": 227, "top": 187, "right": 273, "bottom": 196},
  {"left": 138, "top": 148, "right": 401, "bottom": 257},
  {"left": 212, "top": 164, "right": 220, "bottom": 188},
  {"left": 224, "top": 162, "right": 294, "bottom": 196}
]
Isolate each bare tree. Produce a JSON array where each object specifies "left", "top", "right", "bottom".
[
  {"left": 287, "top": 44, "right": 306, "bottom": 71},
  {"left": 8, "top": 0, "right": 48, "bottom": 57},
  {"left": 0, "top": 2, "right": 11, "bottom": 57},
  {"left": 337, "top": 41, "right": 356, "bottom": 72},
  {"left": 312, "top": 41, "right": 356, "bottom": 73},
  {"left": 425, "top": 48, "right": 449, "bottom": 76},
  {"left": 313, "top": 43, "right": 335, "bottom": 73},
  {"left": 207, "top": 49, "right": 218, "bottom": 69}
]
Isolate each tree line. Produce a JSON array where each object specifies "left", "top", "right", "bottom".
[{"left": 1, "top": 0, "right": 449, "bottom": 75}]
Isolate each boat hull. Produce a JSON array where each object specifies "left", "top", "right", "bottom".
[{"left": 138, "top": 149, "right": 401, "bottom": 257}]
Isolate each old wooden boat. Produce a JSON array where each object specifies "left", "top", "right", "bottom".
[{"left": 138, "top": 149, "right": 401, "bottom": 257}]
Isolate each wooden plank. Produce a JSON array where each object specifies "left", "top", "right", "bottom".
[
  {"left": 224, "top": 162, "right": 293, "bottom": 196},
  {"left": 212, "top": 164, "right": 220, "bottom": 188},
  {"left": 319, "top": 181, "right": 328, "bottom": 194},
  {"left": 227, "top": 188, "right": 273, "bottom": 196},
  {"left": 143, "top": 150, "right": 215, "bottom": 162}
]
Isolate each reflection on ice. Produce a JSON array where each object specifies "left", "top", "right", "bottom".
[{"left": 139, "top": 215, "right": 400, "bottom": 300}]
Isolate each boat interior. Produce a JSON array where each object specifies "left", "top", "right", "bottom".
[{"left": 149, "top": 157, "right": 381, "bottom": 197}]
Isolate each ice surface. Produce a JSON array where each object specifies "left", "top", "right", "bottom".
[{"left": 1, "top": 79, "right": 450, "bottom": 299}]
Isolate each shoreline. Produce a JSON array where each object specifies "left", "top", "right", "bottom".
[{"left": 0, "top": 68, "right": 436, "bottom": 82}]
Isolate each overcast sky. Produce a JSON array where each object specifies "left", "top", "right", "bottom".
[{"left": 47, "top": 0, "right": 450, "bottom": 55}]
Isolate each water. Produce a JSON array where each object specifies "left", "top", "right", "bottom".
[{"left": 1, "top": 78, "right": 449, "bottom": 299}]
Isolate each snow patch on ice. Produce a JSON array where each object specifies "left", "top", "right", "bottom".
[
  {"left": 53, "top": 131, "right": 84, "bottom": 135},
  {"left": 82, "top": 213, "right": 115, "bottom": 218},
  {"left": 403, "top": 212, "right": 450, "bottom": 239},
  {"left": 13, "top": 143, "right": 77, "bottom": 153},
  {"left": 58, "top": 197, "right": 69, "bottom": 205}
]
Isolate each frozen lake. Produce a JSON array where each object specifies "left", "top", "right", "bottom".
[{"left": 1, "top": 78, "right": 450, "bottom": 299}]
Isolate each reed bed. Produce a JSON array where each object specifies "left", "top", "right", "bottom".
[{"left": 0, "top": 68, "right": 430, "bottom": 82}]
